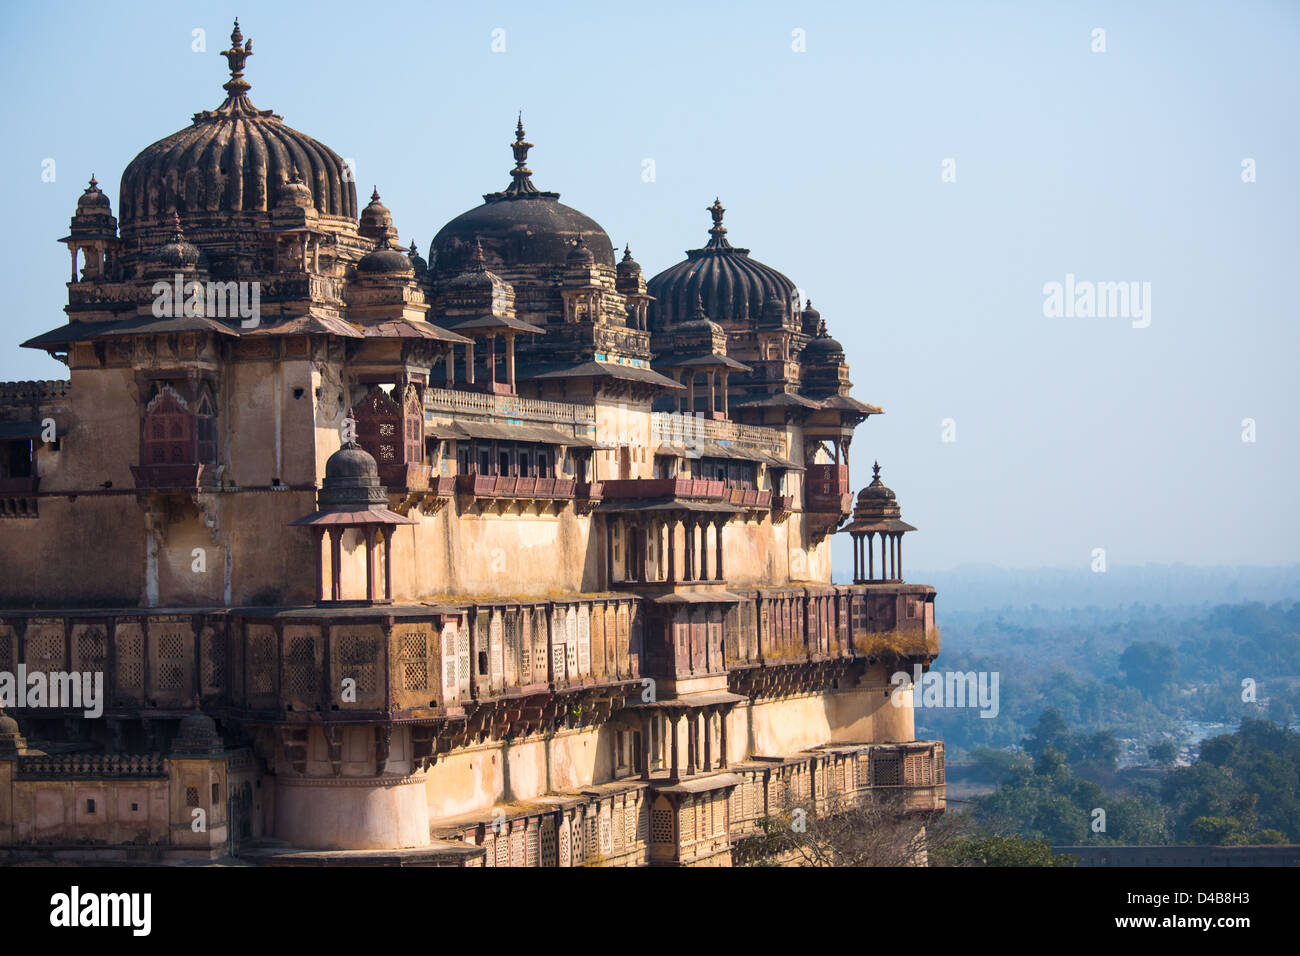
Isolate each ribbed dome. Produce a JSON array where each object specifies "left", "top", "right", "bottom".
[
  {"left": 118, "top": 22, "right": 357, "bottom": 241},
  {"left": 430, "top": 119, "right": 613, "bottom": 278},
  {"left": 647, "top": 199, "right": 798, "bottom": 330}
]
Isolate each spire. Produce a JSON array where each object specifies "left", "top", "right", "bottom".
[
  {"left": 169, "top": 210, "right": 185, "bottom": 241},
  {"left": 706, "top": 197, "right": 732, "bottom": 250},
  {"left": 88, "top": 174, "right": 98, "bottom": 190},
  {"left": 504, "top": 114, "right": 540, "bottom": 197},
  {"left": 471, "top": 237, "right": 487, "bottom": 270},
  {"left": 220, "top": 19, "right": 254, "bottom": 101},
  {"left": 871, "top": 461, "right": 882, "bottom": 484}
]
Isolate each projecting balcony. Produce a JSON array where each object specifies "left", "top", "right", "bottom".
[
  {"left": 601, "top": 478, "right": 727, "bottom": 501},
  {"left": 454, "top": 473, "right": 577, "bottom": 515},
  {"left": 803, "top": 463, "right": 851, "bottom": 540}
]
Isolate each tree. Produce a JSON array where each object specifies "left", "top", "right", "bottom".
[
  {"left": 1119, "top": 641, "right": 1179, "bottom": 696},
  {"left": 933, "top": 835, "right": 1075, "bottom": 867}
]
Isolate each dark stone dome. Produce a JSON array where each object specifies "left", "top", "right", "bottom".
[
  {"left": 357, "top": 246, "right": 415, "bottom": 276},
  {"left": 804, "top": 320, "right": 843, "bottom": 361},
  {"left": 173, "top": 705, "right": 223, "bottom": 756},
  {"left": 118, "top": 22, "right": 357, "bottom": 241},
  {"left": 617, "top": 245, "right": 642, "bottom": 276},
  {"left": 147, "top": 213, "right": 203, "bottom": 271},
  {"left": 359, "top": 188, "right": 398, "bottom": 243},
  {"left": 567, "top": 234, "right": 595, "bottom": 265},
  {"left": 430, "top": 119, "right": 614, "bottom": 279},
  {"left": 320, "top": 442, "right": 388, "bottom": 509},
  {"left": 647, "top": 199, "right": 798, "bottom": 330}
]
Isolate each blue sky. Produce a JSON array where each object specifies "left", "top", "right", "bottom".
[{"left": 1, "top": 0, "right": 1296, "bottom": 571}]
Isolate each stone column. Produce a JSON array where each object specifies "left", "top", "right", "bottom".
[
  {"left": 667, "top": 518, "right": 677, "bottom": 583},
  {"left": 867, "top": 531, "right": 874, "bottom": 581},
  {"left": 714, "top": 518, "right": 725, "bottom": 581},
  {"left": 640, "top": 712, "right": 653, "bottom": 781},
  {"left": 364, "top": 526, "right": 377, "bottom": 602},
  {"left": 670, "top": 713, "right": 680, "bottom": 781},
  {"left": 382, "top": 526, "right": 394, "bottom": 600},
  {"left": 699, "top": 521, "right": 709, "bottom": 581},
  {"left": 718, "top": 709, "right": 728, "bottom": 769},
  {"left": 686, "top": 713, "right": 697, "bottom": 776},
  {"left": 329, "top": 527, "right": 343, "bottom": 600},
  {"left": 703, "top": 710, "right": 713, "bottom": 772},
  {"left": 313, "top": 527, "right": 325, "bottom": 602}
]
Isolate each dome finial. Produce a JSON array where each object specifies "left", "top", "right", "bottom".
[
  {"left": 706, "top": 197, "right": 731, "bottom": 250},
  {"left": 88, "top": 173, "right": 98, "bottom": 189},
  {"left": 505, "top": 115, "right": 539, "bottom": 197},
  {"left": 220, "top": 19, "right": 254, "bottom": 101},
  {"left": 471, "top": 237, "right": 487, "bottom": 270},
  {"left": 872, "top": 461, "right": 882, "bottom": 482},
  {"left": 170, "top": 210, "right": 185, "bottom": 241}
]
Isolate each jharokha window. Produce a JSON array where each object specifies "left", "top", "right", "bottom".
[
  {"left": 354, "top": 383, "right": 428, "bottom": 489},
  {"left": 133, "top": 382, "right": 218, "bottom": 488},
  {"left": 140, "top": 384, "right": 217, "bottom": 467}
]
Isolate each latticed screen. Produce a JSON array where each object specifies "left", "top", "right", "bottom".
[
  {"left": 247, "top": 630, "right": 276, "bottom": 697},
  {"left": 873, "top": 754, "right": 902, "bottom": 787},
  {"left": 202, "top": 627, "right": 226, "bottom": 692},
  {"left": 117, "top": 631, "right": 144, "bottom": 691},
  {"left": 0, "top": 630, "right": 11, "bottom": 672},
  {"left": 27, "top": 628, "right": 64, "bottom": 670},
  {"left": 338, "top": 633, "right": 380, "bottom": 699},
  {"left": 75, "top": 627, "right": 107, "bottom": 674},
  {"left": 540, "top": 818, "right": 557, "bottom": 867},
  {"left": 156, "top": 630, "right": 186, "bottom": 690},
  {"left": 651, "top": 807, "right": 673, "bottom": 844}
]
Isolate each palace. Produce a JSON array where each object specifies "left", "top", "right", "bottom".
[{"left": 0, "top": 22, "right": 943, "bottom": 865}]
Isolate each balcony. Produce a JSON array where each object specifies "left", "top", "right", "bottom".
[
  {"left": 454, "top": 472, "right": 577, "bottom": 515},
  {"left": 389, "top": 471, "right": 456, "bottom": 516},
  {"left": 601, "top": 478, "right": 727, "bottom": 501}
]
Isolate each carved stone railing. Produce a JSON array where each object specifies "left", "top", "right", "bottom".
[
  {"left": 650, "top": 412, "right": 788, "bottom": 459},
  {"left": 15, "top": 753, "right": 168, "bottom": 779},
  {"left": 425, "top": 387, "right": 595, "bottom": 426}
]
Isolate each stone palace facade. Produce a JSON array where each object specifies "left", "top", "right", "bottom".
[{"left": 0, "top": 23, "right": 943, "bottom": 865}]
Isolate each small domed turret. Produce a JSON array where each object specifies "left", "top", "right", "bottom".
[
  {"left": 358, "top": 187, "right": 398, "bottom": 244},
  {"left": 147, "top": 212, "right": 202, "bottom": 273}
]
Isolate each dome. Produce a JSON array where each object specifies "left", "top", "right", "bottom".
[
  {"left": 173, "top": 703, "right": 223, "bottom": 756},
  {"left": 617, "top": 245, "right": 642, "bottom": 277},
  {"left": 430, "top": 119, "right": 614, "bottom": 278},
  {"left": 0, "top": 712, "right": 18, "bottom": 736},
  {"left": 320, "top": 441, "right": 388, "bottom": 509},
  {"left": 66, "top": 176, "right": 118, "bottom": 239},
  {"left": 117, "top": 21, "right": 357, "bottom": 241},
  {"left": 848, "top": 463, "right": 916, "bottom": 534},
  {"left": 357, "top": 245, "right": 415, "bottom": 276},
  {"left": 646, "top": 198, "right": 798, "bottom": 330},
  {"left": 567, "top": 234, "right": 595, "bottom": 265},
  {"left": 147, "top": 213, "right": 203, "bottom": 271},
  {"left": 276, "top": 168, "right": 314, "bottom": 208},
  {"left": 804, "top": 319, "right": 843, "bottom": 361},
  {"left": 359, "top": 188, "right": 398, "bottom": 243}
]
